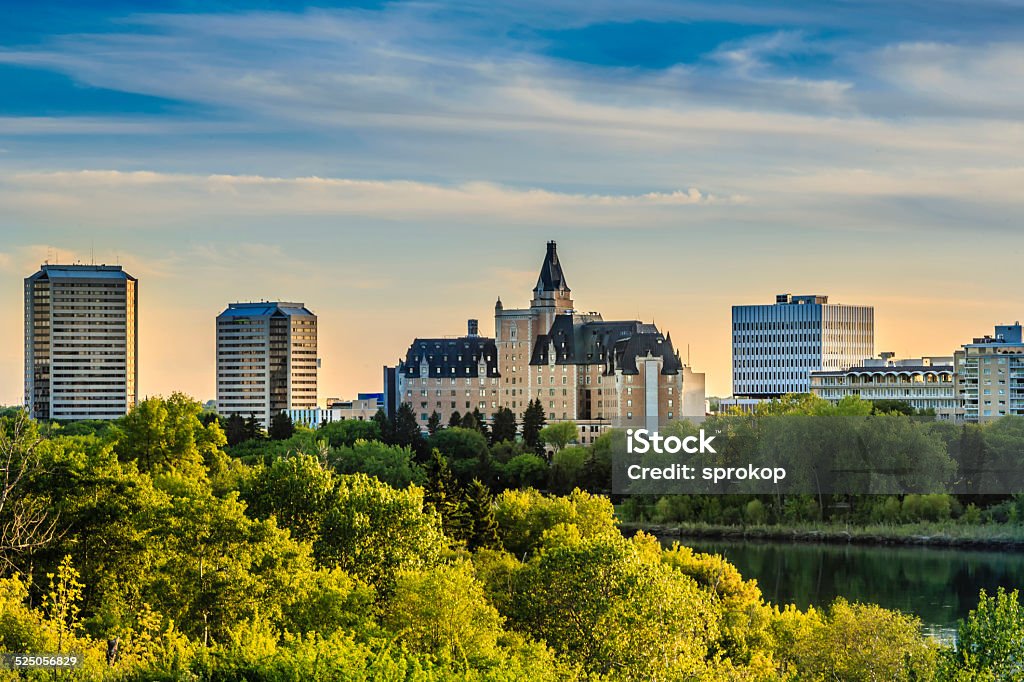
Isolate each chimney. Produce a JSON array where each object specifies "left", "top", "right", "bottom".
[{"left": 468, "top": 319, "right": 479, "bottom": 337}]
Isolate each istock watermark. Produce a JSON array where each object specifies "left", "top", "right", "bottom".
[{"left": 610, "top": 415, "right": 1024, "bottom": 495}]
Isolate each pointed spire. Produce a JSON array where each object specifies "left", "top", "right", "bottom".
[{"left": 535, "top": 240, "right": 570, "bottom": 293}]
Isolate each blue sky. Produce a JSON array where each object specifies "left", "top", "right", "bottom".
[{"left": 2, "top": 1, "right": 1024, "bottom": 402}]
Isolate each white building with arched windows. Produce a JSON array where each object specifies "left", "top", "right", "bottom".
[{"left": 809, "top": 353, "right": 955, "bottom": 419}]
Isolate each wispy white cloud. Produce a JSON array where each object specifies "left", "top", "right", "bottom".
[{"left": 2, "top": 171, "right": 732, "bottom": 225}]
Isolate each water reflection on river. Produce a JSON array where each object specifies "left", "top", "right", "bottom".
[{"left": 662, "top": 537, "right": 1024, "bottom": 643}]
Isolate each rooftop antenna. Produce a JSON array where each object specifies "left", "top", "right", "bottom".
[
  {"left": 688, "top": 344, "right": 691, "bottom": 366},
  {"left": 90, "top": 238, "right": 95, "bottom": 265}
]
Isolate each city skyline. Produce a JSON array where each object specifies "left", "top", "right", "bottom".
[{"left": 2, "top": 1, "right": 1024, "bottom": 403}]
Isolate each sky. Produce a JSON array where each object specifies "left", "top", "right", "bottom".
[{"left": 2, "top": 0, "right": 1024, "bottom": 403}]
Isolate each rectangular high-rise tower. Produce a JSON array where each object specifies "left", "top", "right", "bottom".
[
  {"left": 732, "top": 293, "right": 874, "bottom": 398},
  {"left": 24, "top": 264, "right": 138, "bottom": 420},
  {"left": 216, "top": 302, "right": 318, "bottom": 427}
]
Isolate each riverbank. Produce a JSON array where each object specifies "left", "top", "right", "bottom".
[{"left": 621, "top": 520, "right": 1024, "bottom": 550}]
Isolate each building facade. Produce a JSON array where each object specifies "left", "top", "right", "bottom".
[
  {"left": 954, "top": 323, "right": 1024, "bottom": 423},
  {"left": 287, "top": 397, "right": 381, "bottom": 429},
  {"left": 388, "top": 241, "right": 706, "bottom": 436},
  {"left": 810, "top": 353, "right": 956, "bottom": 418},
  {"left": 732, "top": 293, "right": 874, "bottom": 398},
  {"left": 24, "top": 264, "right": 139, "bottom": 421},
  {"left": 216, "top": 302, "right": 318, "bottom": 427}
]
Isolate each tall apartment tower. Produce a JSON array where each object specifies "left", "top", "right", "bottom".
[
  {"left": 954, "top": 323, "right": 1024, "bottom": 423},
  {"left": 216, "top": 302, "right": 318, "bottom": 427},
  {"left": 24, "top": 264, "right": 138, "bottom": 420},
  {"left": 732, "top": 293, "right": 874, "bottom": 398}
]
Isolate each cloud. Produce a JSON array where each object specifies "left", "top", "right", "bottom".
[{"left": 1, "top": 171, "right": 732, "bottom": 226}]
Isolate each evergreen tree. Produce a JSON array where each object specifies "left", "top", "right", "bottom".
[
  {"left": 424, "top": 450, "right": 471, "bottom": 543},
  {"left": 490, "top": 407, "right": 517, "bottom": 445},
  {"left": 522, "top": 399, "right": 547, "bottom": 457},
  {"left": 448, "top": 410, "right": 462, "bottom": 428},
  {"left": 243, "top": 415, "right": 265, "bottom": 442},
  {"left": 465, "top": 478, "right": 500, "bottom": 551},
  {"left": 427, "top": 410, "right": 442, "bottom": 436},
  {"left": 472, "top": 407, "right": 490, "bottom": 440},
  {"left": 223, "top": 413, "right": 247, "bottom": 447},
  {"left": 460, "top": 411, "right": 479, "bottom": 431},
  {"left": 373, "top": 408, "right": 394, "bottom": 443},
  {"left": 392, "top": 403, "right": 427, "bottom": 460},
  {"left": 269, "top": 412, "right": 295, "bottom": 441}
]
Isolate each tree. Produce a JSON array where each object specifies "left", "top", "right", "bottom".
[
  {"left": 429, "top": 427, "right": 492, "bottom": 484},
  {"left": 114, "top": 394, "right": 226, "bottom": 476},
  {"left": 502, "top": 454, "right": 548, "bottom": 491},
  {"left": 539, "top": 421, "right": 577, "bottom": 454},
  {"left": 465, "top": 479, "right": 500, "bottom": 551},
  {"left": 317, "top": 418, "right": 381, "bottom": 448},
  {"left": 493, "top": 488, "right": 619, "bottom": 557},
  {"left": 506, "top": 532, "right": 718, "bottom": 679},
  {"left": 522, "top": 399, "right": 546, "bottom": 457},
  {"left": 242, "top": 453, "right": 336, "bottom": 541},
  {"left": 490, "top": 407, "right": 517, "bottom": 445},
  {"left": 384, "top": 560, "right": 505, "bottom": 667},
  {"left": 776, "top": 599, "right": 938, "bottom": 681},
  {"left": 243, "top": 415, "right": 264, "bottom": 442},
  {"left": 314, "top": 473, "right": 446, "bottom": 591},
  {"left": 549, "top": 445, "right": 587, "bottom": 494},
  {"left": 0, "top": 411, "right": 56, "bottom": 572},
  {"left": 391, "top": 403, "right": 426, "bottom": 459},
  {"left": 448, "top": 411, "right": 462, "bottom": 428},
  {"left": 424, "top": 450, "right": 471, "bottom": 544},
  {"left": 372, "top": 408, "right": 393, "bottom": 443},
  {"left": 471, "top": 408, "right": 490, "bottom": 441},
  {"left": 941, "top": 587, "right": 1024, "bottom": 680},
  {"left": 222, "top": 414, "right": 247, "bottom": 447},
  {"left": 427, "top": 411, "right": 442, "bottom": 436},
  {"left": 269, "top": 412, "right": 295, "bottom": 441},
  {"left": 330, "top": 440, "right": 426, "bottom": 489}
]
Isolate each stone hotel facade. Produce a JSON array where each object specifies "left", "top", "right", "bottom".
[{"left": 387, "top": 242, "right": 705, "bottom": 437}]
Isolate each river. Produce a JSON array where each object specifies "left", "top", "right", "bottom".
[{"left": 668, "top": 537, "right": 1024, "bottom": 642}]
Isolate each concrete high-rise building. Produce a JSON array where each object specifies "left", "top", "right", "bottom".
[
  {"left": 216, "top": 302, "right": 318, "bottom": 427},
  {"left": 732, "top": 294, "right": 874, "bottom": 398},
  {"left": 24, "top": 264, "right": 138, "bottom": 420},
  {"left": 954, "top": 323, "right": 1024, "bottom": 423}
]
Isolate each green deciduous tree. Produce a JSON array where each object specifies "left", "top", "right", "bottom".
[
  {"left": 314, "top": 473, "right": 446, "bottom": 592},
  {"left": 115, "top": 394, "right": 226, "bottom": 477},
  {"left": 539, "top": 421, "right": 577, "bottom": 454},
  {"left": 317, "top": 418, "right": 381, "bottom": 448},
  {"left": 940, "top": 587, "right": 1024, "bottom": 680},
  {"left": 384, "top": 559, "right": 505, "bottom": 667},
  {"left": 330, "top": 439, "right": 426, "bottom": 489},
  {"left": 242, "top": 452, "right": 336, "bottom": 542}
]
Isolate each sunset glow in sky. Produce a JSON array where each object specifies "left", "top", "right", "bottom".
[{"left": 2, "top": 1, "right": 1024, "bottom": 403}]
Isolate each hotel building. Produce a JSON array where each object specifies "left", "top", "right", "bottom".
[
  {"left": 810, "top": 353, "right": 956, "bottom": 419},
  {"left": 24, "top": 264, "right": 138, "bottom": 420},
  {"left": 732, "top": 294, "right": 874, "bottom": 398},
  {"left": 388, "top": 242, "right": 705, "bottom": 437},
  {"left": 954, "top": 323, "right": 1024, "bottom": 423},
  {"left": 216, "top": 302, "right": 318, "bottom": 427}
]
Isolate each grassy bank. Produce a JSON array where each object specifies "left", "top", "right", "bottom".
[{"left": 621, "top": 520, "right": 1024, "bottom": 550}]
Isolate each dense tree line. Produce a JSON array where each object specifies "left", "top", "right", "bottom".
[{"left": 0, "top": 396, "right": 1021, "bottom": 679}]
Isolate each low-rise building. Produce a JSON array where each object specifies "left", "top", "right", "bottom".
[
  {"left": 287, "top": 397, "right": 380, "bottom": 429},
  {"left": 810, "top": 353, "right": 955, "bottom": 418}
]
